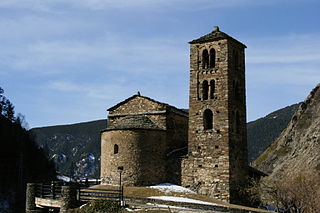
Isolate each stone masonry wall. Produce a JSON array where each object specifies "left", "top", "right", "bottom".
[
  {"left": 182, "top": 34, "right": 248, "bottom": 204},
  {"left": 101, "top": 129, "right": 166, "bottom": 186}
]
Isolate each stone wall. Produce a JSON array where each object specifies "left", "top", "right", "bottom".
[
  {"left": 182, "top": 28, "right": 248, "bottom": 204},
  {"left": 100, "top": 129, "right": 166, "bottom": 186}
]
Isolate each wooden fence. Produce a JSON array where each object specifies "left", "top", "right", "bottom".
[{"left": 33, "top": 181, "right": 123, "bottom": 202}]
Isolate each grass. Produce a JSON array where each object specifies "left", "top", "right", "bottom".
[{"left": 90, "top": 184, "right": 273, "bottom": 213}]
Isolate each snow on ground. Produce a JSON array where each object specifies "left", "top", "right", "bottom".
[
  {"left": 149, "top": 183, "right": 196, "bottom": 194},
  {"left": 148, "top": 196, "right": 218, "bottom": 206},
  {"left": 146, "top": 203, "right": 191, "bottom": 210},
  {"left": 57, "top": 175, "right": 71, "bottom": 182}
]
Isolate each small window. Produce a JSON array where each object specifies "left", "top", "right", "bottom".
[
  {"left": 209, "top": 48, "right": 216, "bottom": 68},
  {"left": 210, "top": 80, "right": 215, "bottom": 99},
  {"left": 233, "top": 80, "right": 240, "bottom": 100},
  {"left": 203, "top": 109, "right": 213, "bottom": 130},
  {"left": 233, "top": 50, "right": 238, "bottom": 70},
  {"left": 202, "top": 80, "right": 209, "bottom": 100},
  {"left": 236, "top": 111, "right": 241, "bottom": 134},
  {"left": 202, "top": 49, "right": 209, "bottom": 69},
  {"left": 114, "top": 144, "right": 119, "bottom": 154}
]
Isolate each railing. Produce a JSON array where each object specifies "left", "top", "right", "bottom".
[
  {"left": 33, "top": 181, "right": 123, "bottom": 203},
  {"left": 35, "top": 181, "right": 63, "bottom": 199},
  {"left": 79, "top": 186, "right": 124, "bottom": 203}
]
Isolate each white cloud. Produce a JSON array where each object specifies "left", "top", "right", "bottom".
[
  {"left": 1, "top": 31, "right": 187, "bottom": 76},
  {"left": 0, "top": 0, "right": 308, "bottom": 11}
]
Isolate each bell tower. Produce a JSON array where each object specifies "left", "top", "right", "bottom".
[{"left": 182, "top": 26, "right": 248, "bottom": 203}]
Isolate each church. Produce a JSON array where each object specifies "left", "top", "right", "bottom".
[{"left": 100, "top": 26, "right": 249, "bottom": 203}]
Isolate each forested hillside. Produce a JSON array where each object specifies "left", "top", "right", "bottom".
[
  {"left": 247, "top": 103, "right": 300, "bottom": 162},
  {"left": 30, "top": 103, "right": 300, "bottom": 178},
  {"left": 0, "top": 87, "right": 56, "bottom": 213},
  {"left": 31, "top": 119, "right": 107, "bottom": 178}
]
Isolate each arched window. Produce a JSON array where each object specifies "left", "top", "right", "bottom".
[
  {"left": 233, "top": 80, "right": 240, "bottom": 100},
  {"left": 202, "top": 80, "right": 208, "bottom": 100},
  {"left": 236, "top": 111, "right": 241, "bottom": 134},
  {"left": 209, "top": 48, "right": 216, "bottom": 68},
  {"left": 114, "top": 144, "right": 119, "bottom": 154},
  {"left": 210, "top": 80, "right": 215, "bottom": 99},
  {"left": 202, "top": 49, "right": 209, "bottom": 69},
  {"left": 203, "top": 109, "right": 213, "bottom": 130},
  {"left": 233, "top": 50, "right": 238, "bottom": 70}
]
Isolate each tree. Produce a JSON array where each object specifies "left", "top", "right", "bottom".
[
  {"left": 3, "top": 99, "right": 15, "bottom": 122},
  {"left": 0, "top": 86, "right": 4, "bottom": 114},
  {"left": 15, "top": 113, "right": 29, "bottom": 130},
  {"left": 246, "top": 170, "right": 320, "bottom": 213}
]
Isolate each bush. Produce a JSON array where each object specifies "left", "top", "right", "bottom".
[{"left": 81, "top": 200, "right": 122, "bottom": 213}]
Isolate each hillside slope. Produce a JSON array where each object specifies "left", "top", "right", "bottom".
[
  {"left": 30, "top": 103, "right": 299, "bottom": 178},
  {"left": 247, "top": 103, "right": 299, "bottom": 162},
  {"left": 30, "top": 119, "right": 107, "bottom": 178},
  {"left": 253, "top": 83, "right": 320, "bottom": 177}
]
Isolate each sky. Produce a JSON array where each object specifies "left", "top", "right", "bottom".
[{"left": 1, "top": 0, "right": 320, "bottom": 128}]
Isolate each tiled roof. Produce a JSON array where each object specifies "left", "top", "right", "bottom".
[
  {"left": 189, "top": 26, "right": 246, "bottom": 48},
  {"left": 106, "top": 115, "right": 162, "bottom": 130}
]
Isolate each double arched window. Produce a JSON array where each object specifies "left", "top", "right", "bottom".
[
  {"left": 203, "top": 109, "right": 213, "bottom": 130},
  {"left": 202, "top": 48, "right": 216, "bottom": 69},
  {"left": 202, "top": 80, "right": 215, "bottom": 100}
]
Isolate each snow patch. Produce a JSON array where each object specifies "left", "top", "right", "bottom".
[
  {"left": 146, "top": 203, "right": 190, "bottom": 210},
  {"left": 57, "top": 175, "right": 71, "bottom": 182},
  {"left": 148, "top": 196, "right": 218, "bottom": 206},
  {"left": 149, "top": 183, "right": 195, "bottom": 194}
]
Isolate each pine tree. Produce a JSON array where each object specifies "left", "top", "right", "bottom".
[{"left": 3, "top": 99, "right": 15, "bottom": 122}]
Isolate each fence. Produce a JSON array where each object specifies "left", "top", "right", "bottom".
[{"left": 32, "top": 181, "right": 123, "bottom": 202}]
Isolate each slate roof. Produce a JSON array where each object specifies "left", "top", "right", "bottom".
[
  {"left": 107, "top": 93, "right": 188, "bottom": 116},
  {"left": 106, "top": 115, "right": 162, "bottom": 130},
  {"left": 189, "top": 26, "right": 247, "bottom": 48}
]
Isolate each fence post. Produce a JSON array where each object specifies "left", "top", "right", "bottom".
[
  {"left": 60, "top": 185, "right": 77, "bottom": 212},
  {"left": 25, "top": 183, "right": 37, "bottom": 213},
  {"left": 51, "top": 181, "right": 56, "bottom": 199}
]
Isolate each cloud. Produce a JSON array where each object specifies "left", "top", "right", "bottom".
[
  {"left": 0, "top": 0, "right": 307, "bottom": 11},
  {"left": 245, "top": 33, "right": 320, "bottom": 87},
  {"left": 1, "top": 31, "right": 187, "bottom": 76}
]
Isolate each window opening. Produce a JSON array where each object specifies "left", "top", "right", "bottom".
[
  {"left": 203, "top": 109, "right": 213, "bottom": 130},
  {"left": 210, "top": 80, "right": 215, "bottom": 99},
  {"left": 202, "top": 80, "right": 209, "bottom": 100},
  {"left": 209, "top": 48, "right": 216, "bottom": 68},
  {"left": 114, "top": 144, "right": 119, "bottom": 154},
  {"left": 202, "top": 49, "right": 209, "bottom": 69}
]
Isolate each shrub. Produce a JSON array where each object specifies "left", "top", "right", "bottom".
[{"left": 81, "top": 200, "right": 122, "bottom": 213}]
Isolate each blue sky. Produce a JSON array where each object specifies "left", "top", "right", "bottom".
[{"left": 1, "top": 0, "right": 320, "bottom": 128}]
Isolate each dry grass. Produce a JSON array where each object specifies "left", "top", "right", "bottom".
[{"left": 89, "top": 185, "right": 273, "bottom": 213}]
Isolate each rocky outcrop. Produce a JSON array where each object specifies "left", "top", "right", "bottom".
[{"left": 253, "top": 83, "right": 320, "bottom": 178}]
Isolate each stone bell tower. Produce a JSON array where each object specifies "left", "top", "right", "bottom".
[{"left": 181, "top": 26, "right": 248, "bottom": 203}]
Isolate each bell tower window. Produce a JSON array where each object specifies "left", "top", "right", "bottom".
[
  {"left": 209, "top": 48, "right": 216, "bottom": 68},
  {"left": 210, "top": 80, "right": 215, "bottom": 99},
  {"left": 202, "top": 80, "right": 209, "bottom": 100},
  {"left": 202, "top": 49, "right": 209, "bottom": 69},
  {"left": 203, "top": 109, "right": 213, "bottom": 130}
]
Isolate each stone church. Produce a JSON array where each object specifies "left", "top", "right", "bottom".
[{"left": 100, "top": 26, "right": 249, "bottom": 203}]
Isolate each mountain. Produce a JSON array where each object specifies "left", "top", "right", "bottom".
[
  {"left": 30, "top": 119, "right": 107, "bottom": 178},
  {"left": 253, "top": 83, "right": 320, "bottom": 178},
  {"left": 30, "top": 103, "right": 299, "bottom": 178},
  {"left": 247, "top": 103, "right": 300, "bottom": 162}
]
